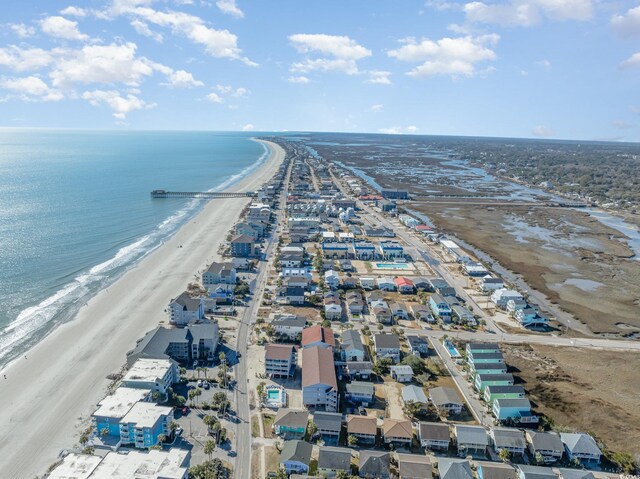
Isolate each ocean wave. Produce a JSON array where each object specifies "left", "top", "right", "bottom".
[{"left": 0, "top": 142, "right": 271, "bottom": 369}]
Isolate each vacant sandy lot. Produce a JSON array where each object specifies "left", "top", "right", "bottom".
[
  {"left": 414, "top": 203, "right": 640, "bottom": 336},
  {"left": 503, "top": 344, "right": 640, "bottom": 455}
]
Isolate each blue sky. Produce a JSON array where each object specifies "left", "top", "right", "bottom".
[{"left": 0, "top": 0, "right": 639, "bottom": 140}]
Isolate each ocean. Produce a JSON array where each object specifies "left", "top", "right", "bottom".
[{"left": 0, "top": 130, "right": 269, "bottom": 368}]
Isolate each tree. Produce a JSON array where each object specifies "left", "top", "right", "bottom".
[
  {"left": 204, "top": 439, "right": 216, "bottom": 461},
  {"left": 275, "top": 466, "right": 288, "bottom": 479},
  {"left": 373, "top": 357, "right": 393, "bottom": 376},
  {"left": 403, "top": 400, "right": 422, "bottom": 420},
  {"left": 168, "top": 421, "right": 179, "bottom": 437},
  {"left": 498, "top": 448, "right": 510, "bottom": 462},
  {"left": 256, "top": 381, "right": 266, "bottom": 404},
  {"left": 307, "top": 420, "right": 318, "bottom": 440},
  {"left": 401, "top": 354, "right": 425, "bottom": 374},
  {"left": 347, "top": 434, "right": 358, "bottom": 447},
  {"left": 157, "top": 434, "right": 167, "bottom": 445},
  {"left": 534, "top": 452, "right": 544, "bottom": 465}
]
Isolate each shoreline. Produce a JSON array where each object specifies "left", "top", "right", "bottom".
[{"left": 0, "top": 139, "right": 284, "bottom": 478}]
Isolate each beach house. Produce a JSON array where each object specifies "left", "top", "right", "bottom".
[
  {"left": 397, "top": 454, "right": 432, "bottom": 479},
  {"left": 202, "top": 262, "right": 236, "bottom": 286},
  {"left": 455, "top": 425, "right": 489, "bottom": 455},
  {"left": 491, "top": 428, "right": 527, "bottom": 456},
  {"left": 359, "top": 451, "right": 391, "bottom": 479},
  {"left": 273, "top": 409, "right": 309, "bottom": 439},
  {"left": 390, "top": 364, "right": 414, "bottom": 383},
  {"left": 230, "top": 234, "right": 256, "bottom": 257},
  {"left": 345, "top": 381, "right": 375, "bottom": 405},
  {"left": 492, "top": 398, "right": 533, "bottom": 422},
  {"left": 122, "top": 358, "right": 178, "bottom": 397},
  {"left": 119, "top": 402, "right": 172, "bottom": 449},
  {"left": 373, "top": 333, "right": 401, "bottom": 363},
  {"left": 168, "top": 292, "right": 205, "bottom": 326},
  {"left": 430, "top": 387, "right": 464, "bottom": 415},
  {"left": 560, "top": 433, "right": 602, "bottom": 465},
  {"left": 301, "top": 324, "right": 335, "bottom": 349},
  {"left": 318, "top": 447, "right": 352, "bottom": 477},
  {"left": 92, "top": 387, "right": 152, "bottom": 438},
  {"left": 302, "top": 346, "right": 338, "bottom": 412},
  {"left": 347, "top": 415, "right": 378, "bottom": 445},
  {"left": 271, "top": 315, "right": 306, "bottom": 340},
  {"left": 265, "top": 344, "right": 297, "bottom": 378},
  {"left": 313, "top": 411, "right": 343, "bottom": 445},
  {"left": 353, "top": 242, "right": 376, "bottom": 260},
  {"left": 418, "top": 422, "right": 451, "bottom": 450},
  {"left": 525, "top": 431, "right": 564, "bottom": 464},
  {"left": 438, "top": 459, "right": 474, "bottom": 479},
  {"left": 340, "top": 330, "right": 366, "bottom": 362},
  {"left": 429, "top": 293, "right": 452, "bottom": 322},
  {"left": 378, "top": 241, "right": 404, "bottom": 259},
  {"left": 394, "top": 277, "right": 415, "bottom": 293},
  {"left": 382, "top": 418, "right": 413, "bottom": 446},
  {"left": 280, "top": 440, "right": 313, "bottom": 475}
]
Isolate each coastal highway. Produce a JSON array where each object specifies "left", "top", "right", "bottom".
[{"left": 235, "top": 155, "right": 293, "bottom": 479}]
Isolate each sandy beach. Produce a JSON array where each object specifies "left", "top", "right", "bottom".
[{"left": 0, "top": 139, "right": 284, "bottom": 478}]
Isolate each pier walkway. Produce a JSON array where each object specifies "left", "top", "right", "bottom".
[{"left": 150, "top": 189, "right": 256, "bottom": 199}]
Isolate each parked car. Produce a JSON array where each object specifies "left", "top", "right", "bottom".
[
  {"left": 203, "top": 381, "right": 210, "bottom": 390},
  {"left": 197, "top": 380, "right": 203, "bottom": 387}
]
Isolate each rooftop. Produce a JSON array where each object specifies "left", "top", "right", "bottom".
[
  {"left": 121, "top": 401, "right": 172, "bottom": 429},
  {"left": 274, "top": 409, "right": 309, "bottom": 429},
  {"left": 93, "top": 387, "right": 151, "bottom": 419},
  {"left": 89, "top": 449, "right": 189, "bottom": 479},
  {"left": 48, "top": 453, "right": 102, "bottom": 479},
  {"left": 373, "top": 333, "right": 400, "bottom": 349},
  {"left": 123, "top": 358, "right": 174, "bottom": 384},
  {"left": 265, "top": 343, "right": 296, "bottom": 361},
  {"left": 346, "top": 415, "right": 377, "bottom": 435},
  {"left": 280, "top": 440, "right": 313, "bottom": 465},
  {"left": 430, "top": 387, "right": 463, "bottom": 407},
  {"left": 301, "top": 325, "right": 335, "bottom": 348},
  {"left": 317, "top": 447, "right": 351, "bottom": 471},
  {"left": 301, "top": 346, "right": 337, "bottom": 389},
  {"left": 419, "top": 421, "right": 450, "bottom": 441},
  {"left": 397, "top": 454, "right": 432, "bottom": 479}
]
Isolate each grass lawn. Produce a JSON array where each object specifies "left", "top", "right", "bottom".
[
  {"left": 251, "top": 415, "right": 260, "bottom": 438},
  {"left": 262, "top": 413, "right": 275, "bottom": 438}
]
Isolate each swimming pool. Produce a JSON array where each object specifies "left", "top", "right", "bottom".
[
  {"left": 375, "top": 263, "right": 410, "bottom": 269},
  {"left": 264, "top": 385, "right": 287, "bottom": 408},
  {"left": 444, "top": 340, "right": 461, "bottom": 358}
]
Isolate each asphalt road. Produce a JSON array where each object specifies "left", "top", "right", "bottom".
[{"left": 235, "top": 157, "right": 292, "bottom": 479}]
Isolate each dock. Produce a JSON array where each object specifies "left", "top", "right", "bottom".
[{"left": 150, "top": 190, "right": 256, "bottom": 199}]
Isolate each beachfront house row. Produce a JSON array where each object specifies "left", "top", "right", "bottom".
[
  {"left": 390, "top": 365, "right": 414, "bottom": 383},
  {"left": 359, "top": 451, "right": 391, "bottom": 479},
  {"left": 230, "top": 234, "right": 256, "bottom": 257},
  {"left": 377, "top": 277, "right": 396, "bottom": 291},
  {"left": 467, "top": 351, "right": 505, "bottom": 366},
  {"left": 560, "top": 433, "right": 602, "bottom": 464},
  {"left": 474, "top": 373, "right": 514, "bottom": 392},
  {"left": 479, "top": 276, "right": 505, "bottom": 294},
  {"left": 119, "top": 402, "right": 172, "bottom": 449},
  {"left": 378, "top": 241, "right": 404, "bottom": 259},
  {"left": 318, "top": 447, "right": 352, "bottom": 478},
  {"left": 466, "top": 343, "right": 501, "bottom": 356},
  {"left": 202, "top": 262, "right": 237, "bottom": 286},
  {"left": 302, "top": 346, "right": 339, "bottom": 412},
  {"left": 340, "top": 330, "right": 366, "bottom": 362},
  {"left": 483, "top": 385, "right": 526, "bottom": 406},
  {"left": 430, "top": 387, "right": 464, "bottom": 415},
  {"left": 397, "top": 454, "right": 432, "bottom": 479},
  {"left": 490, "top": 289, "right": 524, "bottom": 309},
  {"left": 280, "top": 267, "right": 312, "bottom": 279},
  {"left": 429, "top": 293, "right": 452, "bottom": 322},
  {"left": 276, "top": 286, "right": 305, "bottom": 305},
  {"left": 271, "top": 315, "right": 306, "bottom": 340},
  {"left": 273, "top": 409, "right": 309, "bottom": 439},
  {"left": 301, "top": 324, "right": 335, "bottom": 349},
  {"left": 122, "top": 358, "right": 178, "bottom": 397},
  {"left": 491, "top": 428, "right": 527, "bottom": 456},
  {"left": 265, "top": 344, "right": 297, "bottom": 378},
  {"left": 353, "top": 242, "right": 376, "bottom": 260},
  {"left": 373, "top": 333, "right": 401, "bottom": 363},
  {"left": 382, "top": 418, "right": 414, "bottom": 446},
  {"left": 419, "top": 422, "right": 451, "bottom": 451},
  {"left": 407, "top": 336, "right": 429, "bottom": 356},
  {"left": 472, "top": 362, "right": 508, "bottom": 377},
  {"left": 322, "top": 242, "right": 349, "bottom": 259},
  {"left": 168, "top": 292, "right": 205, "bottom": 326},
  {"left": 325, "top": 270, "right": 340, "bottom": 290},
  {"left": 525, "top": 431, "right": 565, "bottom": 464},
  {"left": 347, "top": 415, "right": 378, "bottom": 445},
  {"left": 394, "top": 277, "right": 415, "bottom": 293},
  {"left": 313, "top": 411, "right": 343, "bottom": 445},
  {"left": 280, "top": 440, "right": 313, "bottom": 475},
  {"left": 455, "top": 425, "right": 489, "bottom": 455},
  {"left": 345, "top": 381, "right": 375, "bottom": 406},
  {"left": 492, "top": 398, "right": 533, "bottom": 422}
]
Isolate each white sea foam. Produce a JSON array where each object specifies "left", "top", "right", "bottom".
[{"left": 0, "top": 141, "right": 272, "bottom": 367}]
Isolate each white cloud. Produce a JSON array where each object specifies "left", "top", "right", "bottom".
[
  {"left": 216, "top": 0, "right": 244, "bottom": 19},
  {"left": 378, "top": 125, "right": 418, "bottom": 134},
  {"left": 619, "top": 52, "right": 640, "bottom": 69},
  {"left": 388, "top": 34, "right": 499, "bottom": 78},
  {"left": 426, "top": 0, "right": 461, "bottom": 11},
  {"left": 213, "top": 84, "right": 248, "bottom": 97},
  {"left": 287, "top": 75, "right": 311, "bottom": 84},
  {"left": 9, "top": 23, "right": 36, "bottom": 38},
  {"left": 49, "top": 43, "right": 156, "bottom": 88},
  {"left": 206, "top": 92, "right": 224, "bottom": 103},
  {"left": 40, "top": 16, "right": 89, "bottom": 41},
  {"left": 241, "top": 123, "right": 254, "bottom": 131},
  {"left": 130, "top": 19, "right": 164, "bottom": 42},
  {"left": 0, "top": 46, "right": 57, "bottom": 72},
  {"left": 118, "top": 5, "right": 256, "bottom": 65},
  {"left": 289, "top": 33, "right": 371, "bottom": 75},
  {"left": 60, "top": 6, "right": 88, "bottom": 17},
  {"left": 82, "top": 89, "right": 155, "bottom": 118},
  {"left": 163, "top": 69, "right": 203, "bottom": 88},
  {"left": 366, "top": 70, "right": 392, "bottom": 84},
  {"left": 463, "top": 0, "right": 592, "bottom": 27},
  {"left": 1, "top": 76, "right": 63, "bottom": 101},
  {"left": 370, "top": 104, "right": 384, "bottom": 112},
  {"left": 532, "top": 125, "right": 554, "bottom": 137},
  {"left": 612, "top": 6, "right": 640, "bottom": 38}
]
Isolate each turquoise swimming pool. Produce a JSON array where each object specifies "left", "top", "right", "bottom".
[
  {"left": 267, "top": 389, "right": 280, "bottom": 400},
  {"left": 375, "top": 263, "right": 409, "bottom": 269},
  {"left": 264, "top": 386, "right": 287, "bottom": 407},
  {"left": 444, "top": 340, "right": 461, "bottom": 358}
]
